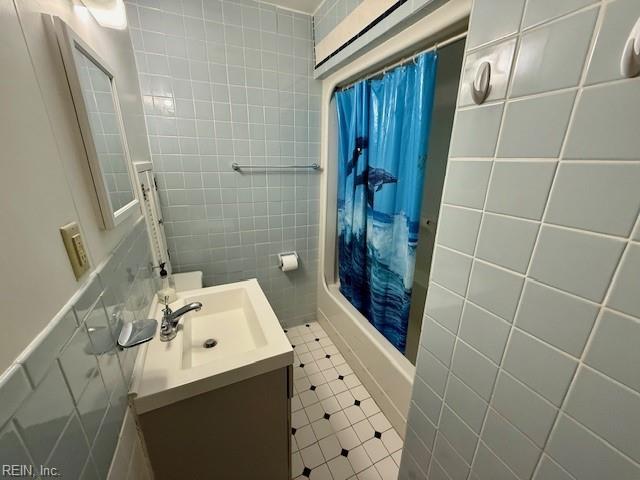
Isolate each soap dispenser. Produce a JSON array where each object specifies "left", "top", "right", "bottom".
[{"left": 156, "top": 262, "right": 177, "bottom": 304}]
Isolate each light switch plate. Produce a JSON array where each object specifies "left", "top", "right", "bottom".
[{"left": 60, "top": 222, "right": 89, "bottom": 279}]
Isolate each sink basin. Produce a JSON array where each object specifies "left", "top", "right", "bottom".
[
  {"left": 181, "top": 287, "right": 267, "bottom": 368},
  {"left": 131, "top": 279, "right": 293, "bottom": 413}
]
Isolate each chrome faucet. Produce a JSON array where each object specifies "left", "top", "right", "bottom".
[{"left": 160, "top": 301, "right": 203, "bottom": 342}]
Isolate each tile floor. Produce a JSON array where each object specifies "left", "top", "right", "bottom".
[{"left": 287, "top": 322, "right": 403, "bottom": 480}]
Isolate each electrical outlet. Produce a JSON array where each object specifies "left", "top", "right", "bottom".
[{"left": 60, "top": 222, "right": 90, "bottom": 279}]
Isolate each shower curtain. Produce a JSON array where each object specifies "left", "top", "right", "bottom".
[{"left": 336, "top": 52, "right": 438, "bottom": 353}]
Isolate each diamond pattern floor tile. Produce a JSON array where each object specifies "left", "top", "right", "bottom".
[{"left": 288, "top": 322, "right": 402, "bottom": 479}]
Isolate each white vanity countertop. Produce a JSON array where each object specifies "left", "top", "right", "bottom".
[{"left": 130, "top": 279, "right": 293, "bottom": 414}]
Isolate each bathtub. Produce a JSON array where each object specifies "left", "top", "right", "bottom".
[
  {"left": 317, "top": 283, "right": 415, "bottom": 435},
  {"left": 316, "top": 0, "right": 470, "bottom": 436}
]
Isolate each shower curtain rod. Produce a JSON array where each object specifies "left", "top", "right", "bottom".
[{"left": 336, "top": 30, "right": 467, "bottom": 91}]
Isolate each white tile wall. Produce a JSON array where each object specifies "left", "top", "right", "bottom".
[
  {"left": 400, "top": 0, "right": 640, "bottom": 478},
  {"left": 313, "top": 0, "right": 363, "bottom": 44},
  {"left": 458, "top": 303, "right": 510, "bottom": 364},
  {"left": 449, "top": 105, "right": 504, "bottom": 158},
  {"left": 436, "top": 206, "right": 483, "bottom": 256},
  {"left": 510, "top": 8, "right": 598, "bottom": 97},
  {"left": 484, "top": 160, "right": 556, "bottom": 221},
  {"left": 126, "top": 0, "right": 321, "bottom": 326},
  {"left": 545, "top": 163, "right": 640, "bottom": 236},
  {"left": 466, "top": 0, "right": 526, "bottom": 49},
  {"left": 0, "top": 220, "right": 154, "bottom": 479},
  {"left": 514, "top": 280, "right": 599, "bottom": 356},
  {"left": 522, "top": 0, "right": 597, "bottom": 29},
  {"left": 475, "top": 213, "right": 538, "bottom": 274},
  {"left": 497, "top": 90, "right": 576, "bottom": 158},
  {"left": 458, "top": 39, "right": 517, "bottom": 107},
  {"left": 467, "top": 261, "right": 524, "bottom": 322}
]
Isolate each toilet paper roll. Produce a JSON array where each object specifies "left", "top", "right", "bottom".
[{"left": 279, "top": 253, "right": 299, "bottom": 272}]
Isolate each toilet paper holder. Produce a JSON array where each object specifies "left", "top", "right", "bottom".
[{"left": 278, "top": 251, "right": 299, "bottom": 271}]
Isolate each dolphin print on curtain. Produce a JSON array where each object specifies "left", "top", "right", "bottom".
[{"left": 336, "top": 52, "right": 438, "bottom": 353}]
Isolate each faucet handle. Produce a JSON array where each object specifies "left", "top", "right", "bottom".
[{"left": 162, "top": 297, "right": 172, "bottom": 317}]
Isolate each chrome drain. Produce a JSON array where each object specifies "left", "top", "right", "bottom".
[{"left": 203, "top": 338, "right": 218, "bottom": 349}]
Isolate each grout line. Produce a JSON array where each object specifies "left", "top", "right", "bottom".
[
  {"left": 464, "top": 0, "right": 602, "bottom": 55},
  {"left": 455, "top": 8, "right": 532, "bottom": 475},
  {"left": 467, "top": 255, "right": 526, "bottom": 277},
  {"left": 424, "top": 15, "right": 640, "bottom": 468},
  {"left": 542, "top": 234, "right": 640, "bottom": 462},
  {"left": 526, "top": 2, "right": 612, "bottom": 476},
  {"left": 10, "top": 418, "right": 39, "bottom": 469},
  {"left": 289, "top": 322, "right": 404, "bottom": 476},
  {"left": 132, "top": 1, "right": 320, "bottom": 310},
  {"left": 519, "top": 1, "right": 601, "bottom": 33},
  {"left": 458, "top": 84, "right": 579, "bottom": 111},
  {"left": 402, "top": 447, "right": 430, "bottom": 478}
]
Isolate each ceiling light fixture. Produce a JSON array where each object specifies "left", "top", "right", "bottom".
[{"left": 79, "top": 0, "right": 127, "bottom": 30}]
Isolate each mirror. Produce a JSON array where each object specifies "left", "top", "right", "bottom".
[
  {"left": 73, "top": 48, "right": 135, "bottom": 212},
  {"left": 54, "top": 17, "right": 138, "bottom": 229}
]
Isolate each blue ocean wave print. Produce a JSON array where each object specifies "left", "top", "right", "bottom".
[{"left": 335, "top": 52, "right": 438, "bottom": 354}]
